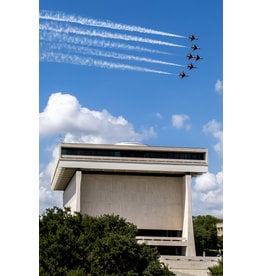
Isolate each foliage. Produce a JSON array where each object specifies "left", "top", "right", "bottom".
[
  {"left": 208, "top": 258, "right": 223, "bottom": 275},
  {"left": 39, "top": 207, "right": 175, "bottom": 275},
  {"left": 217, "top": 235, "right": 223, "bottom": 254},
  {"left": 193, "top": 215, "right": 222, "bottom": 256}
]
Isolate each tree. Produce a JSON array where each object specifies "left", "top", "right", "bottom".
[
  {"left": 193, "top": 215, "right": 222, "bottom": 256},
  {"left": 39, "top": 207, "right": 90, "bottom": 275},
  {"left": 39, "top": 207, "right": 175, "bottom": 275}
]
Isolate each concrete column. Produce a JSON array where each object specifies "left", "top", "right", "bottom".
[
  {"left": 182, "top": 174, "right": 196, "bottom": 256},
  {"left": 75, "top": 170, "right": 82, "bottom": 212}
]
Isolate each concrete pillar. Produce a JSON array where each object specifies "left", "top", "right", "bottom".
[
  {"left": 182, "top": 174, "right": 196, "bottom": 256},
  {"left": 75, "top": 170, "right": 82, "bottom": 212}
]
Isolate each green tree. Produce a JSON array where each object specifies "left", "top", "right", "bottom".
[
  {"left": 39, "top": 207, "right": 175, "bottom": 275},
  {"left": 193, "top": 215, "right": 222, "bottom": 256},
  {"left": 39, "top": 207, "right": 90, "bottom": 275}
]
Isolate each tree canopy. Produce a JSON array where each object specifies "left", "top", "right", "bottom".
[
  {"left": 193, "top": 215, "right": 223, "bottom": 256},
  {"left": 39, "top": 207, "right": 175, "bottom": 275}
]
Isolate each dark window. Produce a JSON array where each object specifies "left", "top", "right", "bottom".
[
  {"left": 155, "top": 246, "right": 182, "bottom": 256},
  {"left": 61, "top": 147, "right": 205, "bottom": 161},
  {"left": 137, "top": 229, "right": 182, "bottom": 237}
]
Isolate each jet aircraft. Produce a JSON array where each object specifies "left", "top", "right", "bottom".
[
  {"left": 186, "top": 53, "right": 194, "bottom": 60},
  {"left": 187, "top": 63, "right": 197, "bottom": 70},
  {"left": 179, "top": 71, "right": 189, "bottom": 79},
  {"left": 193, "top": 55, "right": 203, "bottom": 61},
  {"left": 191, "top": 44, "right": 200, "bottom": 51},
  {"left": 189, "top": 34, "right": 198, "bottom": 41}
]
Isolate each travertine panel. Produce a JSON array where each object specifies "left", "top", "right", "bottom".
[
  {"left": 81, "top": 173, "right": 183, "bottom": 230},
  {"left": 63, "top": 173, "right": 77, "bottom": 210}
]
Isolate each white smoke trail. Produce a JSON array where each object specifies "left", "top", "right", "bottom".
[
  {"left": 41, "top": 41, "right": 182, "bottom": 67},
  {"left": 40, "top": 30, "right": 171, "bottom": 55},
  {"left": 40, "top": 10, "right": 186, "bottom": 38},
  {"left": 40, "top": 22, "right": 186, "bottom": 48},
  {"left": 40, "top": 52, "right": 172, "bottom": 75}
]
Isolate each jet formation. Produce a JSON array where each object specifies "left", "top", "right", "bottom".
[{"left": 179, "top": 34, "right": 203, "bottom": 79}]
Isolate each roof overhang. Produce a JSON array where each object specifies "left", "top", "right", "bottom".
[{"left": 51, "top": 143, "right": 208, "bottom": 190}]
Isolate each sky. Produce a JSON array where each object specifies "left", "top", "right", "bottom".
[
  {"left": 0, "top": 0, "right": 262, "bottom": 275},
  {"left": 39, "top": 0, "right": 223, "bottom": 217},
  {"left": 2, "top": 1, "right": 262, "bottom": 274}
]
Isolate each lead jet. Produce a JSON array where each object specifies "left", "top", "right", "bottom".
[
  {"left": 186, "top": 53, "right": 194, "bottom": 60},
  {"left": 191, "top": 44, "right": 200, "bottom": 51},
  {"left": 187, "top": 63, "right": 197, "bottom": 70},
  {"left": 193, "top": 54, "right": 203, "bottom": 61},
  {"left": 179, "top": 71, "right": 189, "bottom": 79},
  {"left": 189, "top": 34, "right": 198, "bottom": 41}
]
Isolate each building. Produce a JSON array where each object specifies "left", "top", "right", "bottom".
[
  {"left": 51, "top": 142, "right": 208, "bottom": 257},
  {"left": 216, "top": 222, "right": 223, "bottom": 237}
]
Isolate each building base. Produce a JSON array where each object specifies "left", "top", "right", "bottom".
[{"left": 160, "top": 256, "right": 220, "bottom": 276}]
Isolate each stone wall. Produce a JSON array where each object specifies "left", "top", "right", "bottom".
[
  {"left": 80, "top": 173, "right": 184, "bottom": 230},
  {"left": 160, "top": 256, "right": 220, "bottom": 276}
]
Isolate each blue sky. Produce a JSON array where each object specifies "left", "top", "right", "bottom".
[
  {"left": 39, "top": 0, "right": 223, "bottom": 217},
  {"left": 4, "top": 1, "right": 262, "bottom": 274}
]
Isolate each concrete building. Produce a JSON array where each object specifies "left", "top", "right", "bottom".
[
  {"left": 51, "top": 142, "right": 208, "bottom": 258},
  {"left": 216, "top": 222, "right": 223, "bottom": 237}
]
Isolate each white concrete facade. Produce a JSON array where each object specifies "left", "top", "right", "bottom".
[
  {"left": 51, "top": 143, "right": 208, "bottom": 257},
  {"left": 80, "top": 173, "right": 183, "bottom": 229}
]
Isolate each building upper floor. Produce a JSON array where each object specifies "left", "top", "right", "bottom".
[{"left": 51, "top": 143, "right": 208, "bottom": 190}]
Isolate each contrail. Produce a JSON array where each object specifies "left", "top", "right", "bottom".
[
  {"left": 40, "top": 22, "right": 186, "bottom": 48},
  {"left": 41, "top": 41, "right": 183, "bottom": 67},
  {"left": 40, "top": 52, "right": 172, "bottom": 75},
  {"left": 40, "top": 10, "right": 186, "bottom": 38},
  {"left": 40, "top": 30, "right": 171, "bottom": 55}
]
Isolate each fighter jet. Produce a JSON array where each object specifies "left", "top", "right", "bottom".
[
  {"left": 191, "top": 44, "right": 200, "bottom": 51},
  {"left": 193, "top": 54, "right": 203, "bottom": 61},
  {"left": 179, "top": 71, "right": 189, "bottom": 79},
  {"left": 189, "top": 34, "right": 198, "bottom": 41},
  {"left": 187, "top": 63, "right": 197, "bottom": 70},
  {"left": 186, "top": 53, "right": 194, "bottom": 60}
]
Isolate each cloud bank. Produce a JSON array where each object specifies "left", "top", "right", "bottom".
[
  {"left": 40, "top": 92, "right": 156, "bottom": 143},
  {"left": 192, "top": 171, "right": 223, "bottom": 217}
]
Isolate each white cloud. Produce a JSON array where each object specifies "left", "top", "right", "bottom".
[
  {"left": 39, "top": 92, "right": 157, "bottom": 213},
  {"left": 155, "top": 112, "right": 163, "bottom": 119},
  {"left": 40, "top": 92, "right": 156, "bottom": 143},
  {"left": 203, "top": 119, "right": 223, "bottom": 155},
  {"left": 194, "top": 172, "right": 217, "bottom": 192},
  {"left": 215, "top": 79, "right": 223, "bottom": 94},
  {"left": 171, "top": 114, "right": 191, "bottom": 130},
  {"left": 39, "top": 146, "right": 63, "bottom": 215},
  {"left": 192, "top": 171, "right": 223, "bottom": 217}
]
